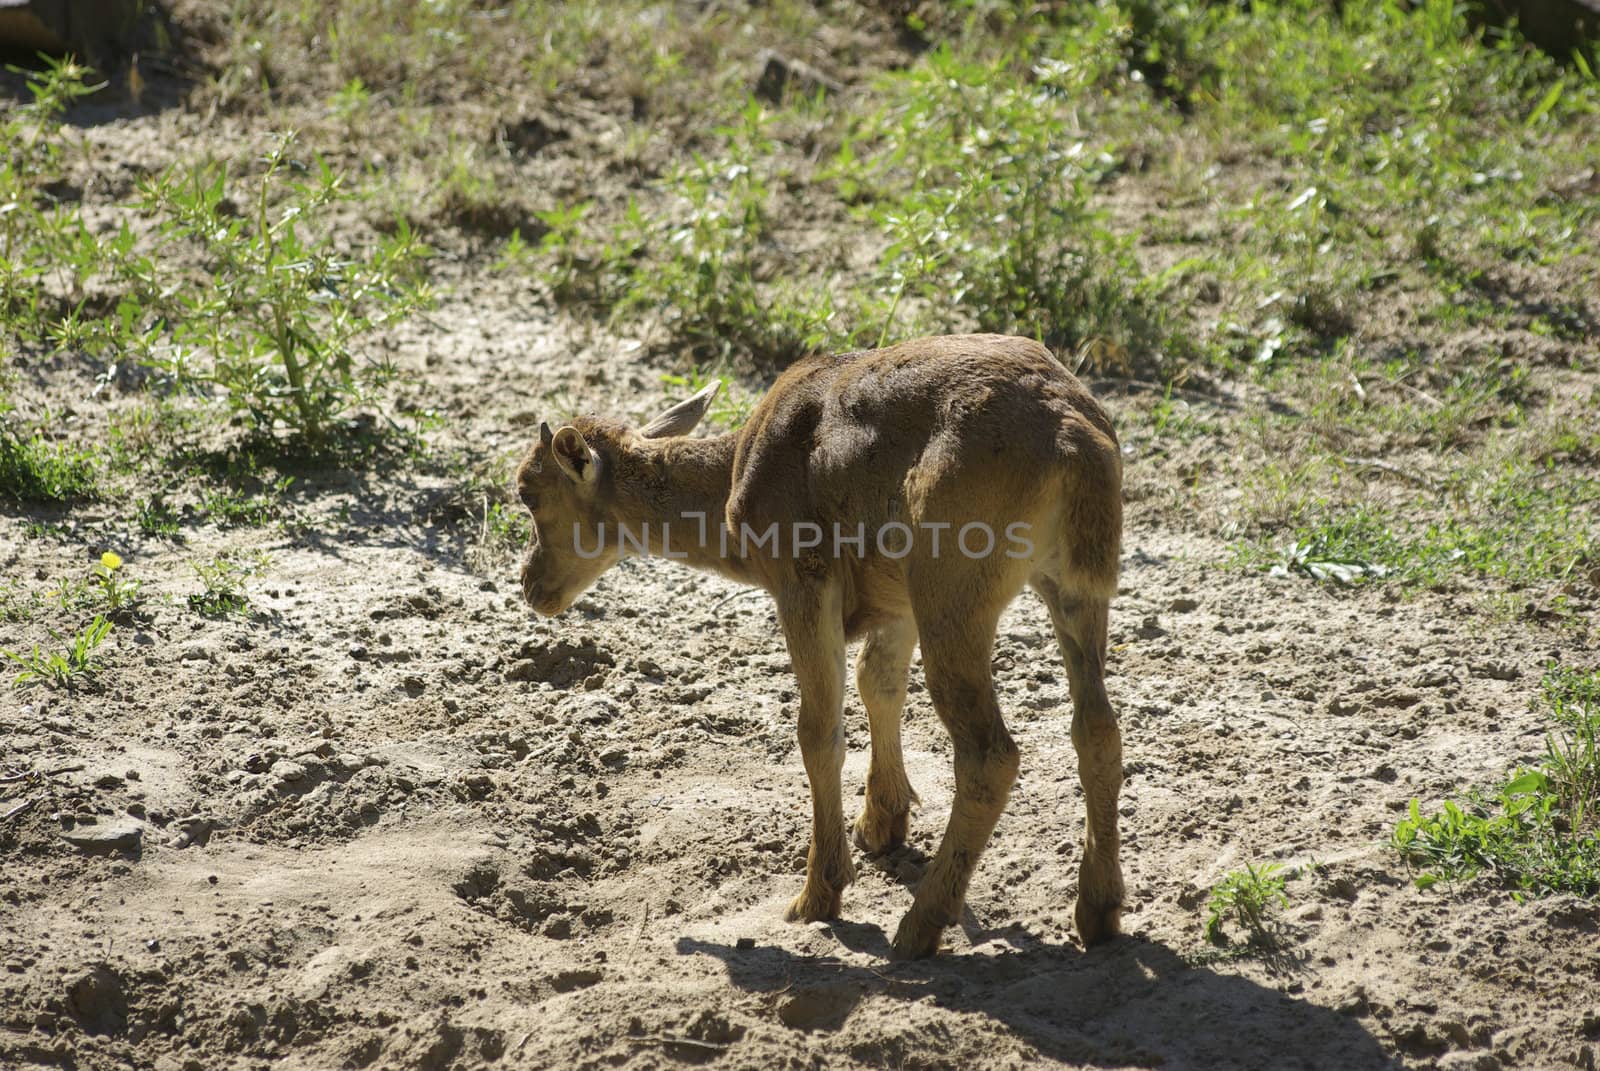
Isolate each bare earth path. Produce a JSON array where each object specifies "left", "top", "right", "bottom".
[{"left": 4, "top": 283, "right": 1597, "bottom": 1070}]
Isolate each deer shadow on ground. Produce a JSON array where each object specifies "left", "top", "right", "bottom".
[{"left": 677, "top": 928, "right": 1400, "bottom": 1070}]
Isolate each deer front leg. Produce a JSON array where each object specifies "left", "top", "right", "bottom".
[{"left": 778, "top": 582, "right": 854, "bottom": 923}]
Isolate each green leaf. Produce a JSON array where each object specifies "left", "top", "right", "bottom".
[
  {"left": 1504, "top": 771, "right": 1548, "bottom": 796},
  {"left": 1524, "top": 81, "right": 1564, "bottom": 128}
]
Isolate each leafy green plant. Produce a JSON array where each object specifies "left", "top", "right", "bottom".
[
  {"left": 1544, "top": 666, "right": 1600, "bottom": 831},
  {"left": 92, "top": 551, "right": 141, "bottom": 614},
  {"left": 478, "top": 499, "right": 531, "bottom": 560},
  {"left": 849, "top": 43, "right": 1177, "bottom": 366},
  {"left": 112, "top": 132, "right": 431, "bottom": 448},
  {"left": 0, "top": 428, "right": 97, "bottom": 502},
  {"left": 1204, "top": 862, "right": 1290, "bottom": 945},
  {"left": 3, "top": 614, "right": 112, "bottom": 688},
  {"left": 1394, "top": 667, "right": 1600, "bottom": 897},
  {"left": 527, "top": 103, "right": 843, "bottom": 368},
  {"left": 1270, "top": 537, "right": 1395, "bottom": 586},
  {"left": 200, "top": 476, "right": 294, "bottom": 528},
  {"left": 624, "top": 106, "right": 841, "bottom": 367},
  {"left": 188, "top": 553, "right": 267, "bottom": 616},
  {"left": 0, "top": 56, "right": 102, "bottom": 343},
  {"left": 136, "top": 496, "right": 181, "bottom": 537}
]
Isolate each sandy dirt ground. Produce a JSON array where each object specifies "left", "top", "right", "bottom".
[
  {"left": 4, "top": 10, "right": 1600, "bottom": 1070},
  {"left": 4, "top": 276, "right": 1598, "bottom": 1071}
]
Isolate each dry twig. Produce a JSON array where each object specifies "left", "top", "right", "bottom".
[
  {"left": 3, "top": 798, "right": 37, "bottom": 821},
  {"left": 1340, "top": 455, "right": 1444, "bottom": 493}
]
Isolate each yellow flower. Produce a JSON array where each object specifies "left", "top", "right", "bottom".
[{"left": 100, "top": 551, "right": 123, "bottom": 571}]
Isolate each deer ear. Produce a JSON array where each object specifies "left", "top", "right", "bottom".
[
  {"left": 551, "top": 426, "right": 599, "bottom": 485},
  {"left": 640, "top": 380, "right": 721, "bottom": 439}
]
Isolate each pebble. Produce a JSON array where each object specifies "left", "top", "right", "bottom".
[{"left": 270, "top": 760, "right": 307, "bottom": 784}]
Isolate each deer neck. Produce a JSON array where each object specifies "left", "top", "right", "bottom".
[{"left": 628, "top": 433, "right": 751, "bottom": 583}]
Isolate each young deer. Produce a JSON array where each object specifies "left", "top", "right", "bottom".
[{"left": 515, "top": 333, "right": 1124, "bottom": 958}]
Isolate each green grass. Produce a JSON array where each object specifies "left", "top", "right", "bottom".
[
  {"left": 200, "top": 477, "right": 294, "bottom": 529},
  {"left": 136, "top": 497, "right": 182, "bottom": 537},
  {"left": 2, "top": 614, "right": 112, "bottom": 689},
  {"left": 1394, "top": 667, "right": 1600, "bottom": 898},
  {"left": 1244, "top": 450, "right": 1598, "bottom": 598},
  {"left": 0, "top": 429, "right": 97, "bottom": 502}
]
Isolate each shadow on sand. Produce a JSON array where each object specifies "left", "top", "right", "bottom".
[{"left": 677, "top": 928, "right": 1399, "bottom": 1070}]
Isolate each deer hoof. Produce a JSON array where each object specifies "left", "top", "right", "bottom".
[
  {"left": 1075, "top": 897, "right": 1123, "bottom": 947},
  {"left": 785, "top": 883, "right": 841, "bottom": 923},
  {"left": 851, "top": 806, "right": 909, "bottom": 854},
  {"left": 890, "top": 911, "right": 944, "bottom": 960}
]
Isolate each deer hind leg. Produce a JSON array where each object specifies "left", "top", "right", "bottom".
[
  {"left": 1035, "top": 576, "right": 1125, "bottom": 947},
  {"left": 777, "top": 581, "right": 854, "bottom": 923},
  {"left": 853, "top": 617, "right": 919, "bottom": 854},
  {"left": 891, "top": 605, "right": 1018, "bottom": 959}
]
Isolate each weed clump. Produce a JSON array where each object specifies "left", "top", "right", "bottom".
[
  {"left": 1204, "top": 862, "right": 1292, "bottom": 945},
  {"left": 1394, "top": 667, "right": 1600, "bottom": 898}
]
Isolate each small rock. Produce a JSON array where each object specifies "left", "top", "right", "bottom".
[
  {"left": 735, "top": 937, "right": 756, "bottom": 950},
  {"left": 505, "top": 659, "right": 541, "bottom": 683},
  {"left": 270, "top": 760, "right": 307, "bottom": 784},
  {"left": 1469, "top": 660, "right": 1519, "bottom": 681},
  {"left": 67, "top": 964, "right": 128, "bottom": 1033},
  {"left": 754, "top": 49, "right": 841, "bottom": 103},
  {"left": 1135, "top": 615, "right": 1167, "bottom": 639},
  {"left": 1335, "top": 985, "right": 1369, "bottom": 1016},
  {"left": 170, "top": 816, "right": 214, "bottom": 849},
  {"left": 500, "top": 113, "right": 569, "bottom": 156},
  {"left": 61, "top": 820, "right": 143, "bottom": 855},
  {"left": 548, "top": 968, "right": 602, "bottom": 992},
  {"left": 1168, "top": 596, "right": 1200, "bottom": 613}
]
